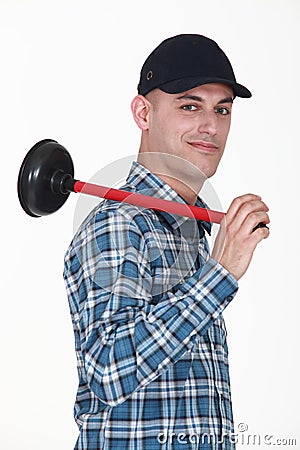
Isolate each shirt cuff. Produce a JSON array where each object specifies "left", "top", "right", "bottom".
[{"left": 178, "top": 257, "right": 239, "bottom": 316}]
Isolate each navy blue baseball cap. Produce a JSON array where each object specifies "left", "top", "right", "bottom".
[{"left": 138, "top": 34, "right": 251, "bottom": 98}]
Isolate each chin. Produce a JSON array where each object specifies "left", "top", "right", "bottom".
[
  {"left": 195, "top": 165, "right": 218, "bottom": 180},
  {"left": 188, "top": 155, "right": 220, "bottom": 179}
]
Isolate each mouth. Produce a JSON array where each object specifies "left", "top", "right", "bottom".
[{"left": 188, "top": 140, "right": 219, "bottom": 154}]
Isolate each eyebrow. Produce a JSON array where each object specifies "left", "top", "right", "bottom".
[{"left": 176, "top": 94, "right": 234, "bottom": 104}]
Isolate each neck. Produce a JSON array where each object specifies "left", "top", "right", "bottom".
[
  {"left": 154, "top": 173, "right": 199, "bottom": 204},
  {"left": 137, "top": 151, "right": 206, "bottom": 205}
]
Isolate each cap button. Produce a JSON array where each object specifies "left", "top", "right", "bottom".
[{"left": 146, "top": 70, "right": 153, "bottom": 80}]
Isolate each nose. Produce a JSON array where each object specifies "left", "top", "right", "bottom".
[{"left": 197, "top": 111, "right": 217, "bottom": 136}]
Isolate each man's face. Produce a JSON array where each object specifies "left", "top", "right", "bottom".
[{"left": 145, "top": 83, "right": 233, "bottom": 180}]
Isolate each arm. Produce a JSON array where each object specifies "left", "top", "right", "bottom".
[{"left": 64, "top": 208, "right": 238, "bottom": 407}]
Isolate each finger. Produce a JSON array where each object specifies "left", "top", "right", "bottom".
[
  {"left": 250, "top": 224, "right": 270, "bottom": 245},
  {"left": 225, "top": 194, "right": 262, "bottom": 224},
  {"left": 226, "top": 199, "right": 269, "bottom": 233},
  {"left": 241, "top": 210, "right": 270, "bottom": 236}
]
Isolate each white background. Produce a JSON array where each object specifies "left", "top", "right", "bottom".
[{"left": 1, "top": 1, "right": 299, "bottom": 449}]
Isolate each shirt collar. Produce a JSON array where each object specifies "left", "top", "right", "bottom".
[{"left": 125, "top": 161, "right": 212, "bottom": 236}]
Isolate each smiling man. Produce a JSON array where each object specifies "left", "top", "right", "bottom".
[
  {"left": 132, "top": 83, "right": 233, "bottom": 204},
  {"left": 64, "top": 34, "right": 270, "bottom": 449}
]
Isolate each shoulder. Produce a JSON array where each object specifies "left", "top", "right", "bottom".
[
  {"left": 66, "top": 199, "right": 159, "bottom": 258},
  {"left": 90, "top": 199, "right": 158, "bottom": 235},
  {"left": 64, "top": 200, "right": 157, "bottom": 285}
]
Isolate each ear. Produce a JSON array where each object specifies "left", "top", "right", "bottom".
[{"left": 131, "top": 95, "right": 151, "bottom": 131}]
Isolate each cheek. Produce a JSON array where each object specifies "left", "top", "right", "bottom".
[
  {"left": 157, "top": 116, "right": 186, "bottom": 146},
  {"left": 220, "top": 119, "right": 231, "bottom": 143}
]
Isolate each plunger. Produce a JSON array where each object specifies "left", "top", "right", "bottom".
[{"left": 17, "top": 139, "right": 267, "bottom": 230}]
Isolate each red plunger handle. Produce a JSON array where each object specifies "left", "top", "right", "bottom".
[{"left": 73, "top": 180, "right": 225, "bottom": 224}]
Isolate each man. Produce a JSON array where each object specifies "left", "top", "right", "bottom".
[{"left": 64, "top": 34, "right": 270, "bottom": 449}]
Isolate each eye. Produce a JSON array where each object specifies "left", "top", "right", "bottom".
[
  {"left": 181, "top": 104, "right": 198, "bottom": 111},
  {"left": 215, "top": 107, "right": 230, "bottom": 115}
]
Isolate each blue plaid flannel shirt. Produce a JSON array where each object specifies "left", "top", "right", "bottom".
[{"left": 64, "top": 161, "right": 238, "bottom": 450}]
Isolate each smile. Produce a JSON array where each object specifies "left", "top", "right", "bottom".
[{"left": 188, "top": 140, "right": 219, "bottom": 154}]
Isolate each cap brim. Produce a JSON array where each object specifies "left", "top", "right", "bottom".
[{"left": 159, "top": 76, "right": 252, "bottom": 98}]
